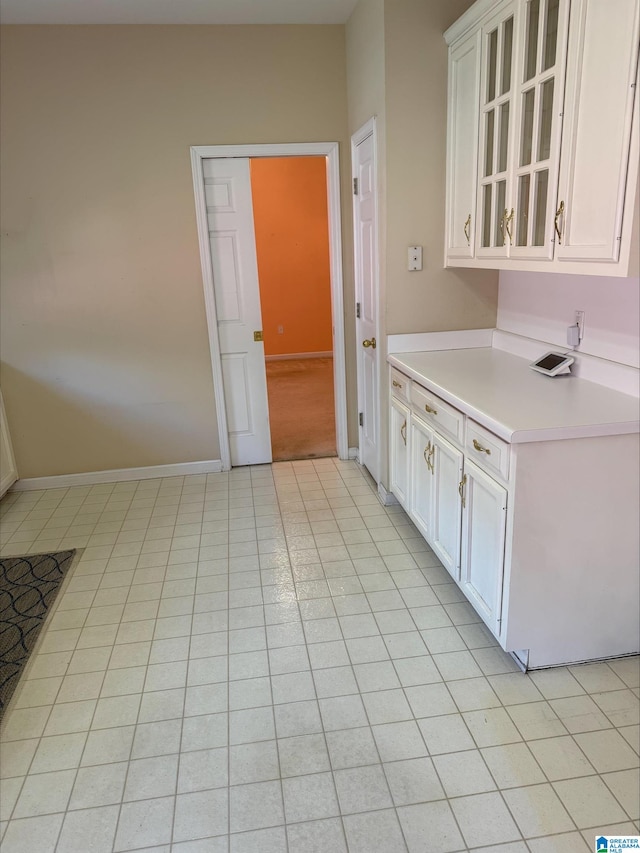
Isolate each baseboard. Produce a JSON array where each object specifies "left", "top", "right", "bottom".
[
  {"left": 10, "top": 459, "right": 224, "bottom": 492},
  {"left": 265, "top": 352, "right": 333, "bottom": 362},
  {"left": 377, "top": 482, "right": 399, "bottom": 506},
  {"left": 348, "top": 447, "right": 359, "bottom": 461}
]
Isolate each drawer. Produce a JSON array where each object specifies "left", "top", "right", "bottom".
[
  {"left": 411, "top": 383, "right": 463, "bottom": 445},
  {"left": 466, "top": 419, "right": 510, "bottom": 481},
  {"left": 390, "top": 368, "right": 410, "bottom": 403}
]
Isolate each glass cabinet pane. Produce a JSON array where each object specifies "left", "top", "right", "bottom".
[
  {"left": 485, "top": 110, "right": 495, "bottom": 176},
  {"left": 501, "top": 17, "right": 514, "bottom": 95},
  {"left": 520, "top": 88, "right": 535, "bottom": 166},
  {"left": 482, "top": 185, "right": 492, "bottom": 247},
  {"left": 538, "top": 78, "right": 554, "bottom": 161},
  {"left": 543, "top": 0, "right": 560, "bottom": 70},
  {"left": 525, "top": 0, "right": 540, "bottom": 82},
  {"left": 533, "top": 169, "right": 549, "bottom": 245},
  {"left": 487, "top": 29, "right": 498, "bottom": 102},
  {"left": 498, "top": 103, "right": 510, "bottom": 172},
  {"left": 495, "top": 181, "right": 506, "bottom": 246},
  {"left": 517, "top": 174, "right": 531, "bottom": 245}
]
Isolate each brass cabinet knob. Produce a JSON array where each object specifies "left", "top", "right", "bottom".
[{"left": 363, "top": 338, "right": 377, "bottom": 349}]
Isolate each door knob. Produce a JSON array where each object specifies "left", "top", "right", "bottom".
[{"left": 362, "top": 338, "right": 376, "bottom": 349}]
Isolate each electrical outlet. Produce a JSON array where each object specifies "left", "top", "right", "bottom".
[{"left": 575, "top": 310, "right": 585, "bottom": 341}]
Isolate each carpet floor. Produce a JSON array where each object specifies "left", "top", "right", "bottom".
[
  {"left": 266, "top": 357, "right": 336, "bottom": 462},
  {"left": 0, "top": 550, "right": 76, "bottom": 717}
]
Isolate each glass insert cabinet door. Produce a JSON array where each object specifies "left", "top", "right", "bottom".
[
  {"left": 511, "top": 0, "right": 569, "bottom": 259},
  {"left": 477, "top": 2, "right": 519, "bottom": 258}
]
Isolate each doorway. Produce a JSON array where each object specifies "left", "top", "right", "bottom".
[
  {"left": 251, "top": 156, "right": 336, "bottom": 462},
  {"left": 190, "top": 143, "right": 347, "bottom": 471}
]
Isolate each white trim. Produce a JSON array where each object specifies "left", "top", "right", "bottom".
[
  {"left": 265, "top": 351, "right": 333, "bottom": 362},
  {"left": 11, "top": 460, "right": 224, "bottom": 492},
  {"left": 377, "top": 482, "right": 399, "bottom": 506},
  {"left": 387, "top": 329, "right": 495, "bottom": 354},
  {"left": 348, "top": 447, "right": 359, "bottom": 460},
  {"left": 351, "top": 117, "right": 381, "bottom": 485},
  {"left": 190, "top": 143, "right": 348, "bottom": 468}
]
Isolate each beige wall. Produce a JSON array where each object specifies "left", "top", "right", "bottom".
[
  {"left": 345, "top": 0, "right": 498, "bottom": 488},
  {"left": 383, "top": 0, "right": 498, "bottom": 334},
  {"left": 0, "top": 25, "right": 351, "bottom": 478}
]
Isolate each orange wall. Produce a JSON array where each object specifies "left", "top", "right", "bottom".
[{"left": 251, "top": 157, "right": 333, "bottom": 356}]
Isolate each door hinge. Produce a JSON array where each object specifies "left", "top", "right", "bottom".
[
  {"left": 359, "top": 412, "right": 363, "bottom": 427},
  {"left": 353, "top": 177, "right": 358, "bottom": 195},
  {"left": 356, "top": 302, "right": 361, "bottom": 319}
]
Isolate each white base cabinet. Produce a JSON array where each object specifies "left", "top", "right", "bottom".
[
  {"left": 389, "top": 395, "right": 410, "bottom": 511},
  {"left": 459, "top": 458, "right": 507, "bottom": 638},
  {"left": 410, "top": 416, "right": 463, "bottom": 580},
  {"left": 389, "top": 362, "right": 639, "bottom": 668}
]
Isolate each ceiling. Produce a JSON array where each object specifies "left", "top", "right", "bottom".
[{"left": 0, "top": 0, "right": 360, "bottom": 25}]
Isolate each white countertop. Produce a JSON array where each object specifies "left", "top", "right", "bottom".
[{"left": 388, "top": 348, "right": 640, "bottom": 442}]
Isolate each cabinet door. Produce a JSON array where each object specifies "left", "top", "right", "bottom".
[
  {"left": 409, "top": 416, "right": 434, "bottom": 541},
  {"left": 460, "top": 459, "right": 507, "bottom": 636},
  {"left": 555, "top": 0, "right": 640, "bottom": 262},
  {"left": 510, "top": 0, "right": 570, "bottom": 259},
  {"left": 431, "top": 432, "right": 464, "bottom": 581},
  {"left": 476, "top": 1, "right": 519, "bottom": 258},
  {"left": 389, "top": 397, "right": 411, "bottom": 510},
  {"left": 446, "top": 30, "right": 482, "bottom": 260}
]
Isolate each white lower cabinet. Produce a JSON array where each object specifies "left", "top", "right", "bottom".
[
  {"left": 459, "top": 458, "right": 507, "bottom": 637},
  {"left": 388, "top": 356, "right": 639, "bottom": 668},
  {"left": 393, "top": 378, "right": 504, "bottom": 633},
  {"left": 389, "top": 395, "right": 410, "bottom": 511},
  {"left": 410, "top": 416, "right": 464, "bottom": 580}
]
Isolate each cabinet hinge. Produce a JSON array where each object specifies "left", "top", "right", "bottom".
[
  {"left": 353, "top": 177, "right": 358, "bottom": 195},
  {"left": 359, "top": 412, "right": 363, "bottom": 427},
  {"left": 356, "top": 302, "right": 361, "bottom": 319}
]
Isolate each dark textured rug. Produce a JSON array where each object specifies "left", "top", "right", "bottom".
[{"left": 0, "top": 550, "right": 76, "bottom": 717}]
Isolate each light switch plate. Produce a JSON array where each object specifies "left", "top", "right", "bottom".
[{"left": 408, "top": 246, "right": 423, "bottom": 271}]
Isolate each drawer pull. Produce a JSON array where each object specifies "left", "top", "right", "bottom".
[
  {"left": 424, "top": 404, "right": 438, "bottom": 415},
  {"left": 424, "top": 442, "right": 435, "bottom": 474},
  {"left": 472, "top": 438, "right": 491, "bottom": 455},
  {"left": 392, "top": 380, "right": 402, "bottom": 388},
  {"left": 400, "top": 420, "right": 407, "bottom": 446},
  {"left": 458, "top": 474, "right": 467, "bottom": 509}
]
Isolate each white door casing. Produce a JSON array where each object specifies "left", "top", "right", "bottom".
[
  {"left": 352, "top": 119, "right": 380, "bottom": 484},
  {"left": 202, "top": 158, "right": 272, "bottom": 467},
  {"left": 191, "top": 143, "right": 347, "bottom": 471}
]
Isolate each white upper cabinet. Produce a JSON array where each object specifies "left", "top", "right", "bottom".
[
  {"left": 444, "top": 0, "right": 640, "bottom": 276},
  {"left": 476, "top": 1, "right": 519, "bottom": 260},
  {"left": 555, "top": 0, "right": 640, "bottom": 263},
  {"left": 446, "top": 29, "right": 482, "bottom": 259}
]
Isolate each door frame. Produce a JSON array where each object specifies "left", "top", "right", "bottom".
[
  {"left": 351, "top": 117, "right": 381, "bottom": 485},
  {"left": 190, "top": 142, "right": 348, "bottom": 471}
]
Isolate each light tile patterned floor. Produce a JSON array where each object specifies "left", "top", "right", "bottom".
[{"left": 0, "top": 458, "right": 638, "bottom": 853}]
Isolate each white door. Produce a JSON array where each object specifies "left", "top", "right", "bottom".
[
  {"left": 352, "top": 120, "right": 380, "bottom": 483},
  {"left": 431, "top": 432, "right": 464, "bottom": 580},
  {"left": 203, "top": 158, "right": 272, "bottom": 466},
  {"left": 460, "top": 458, "right": 508, "bottom": 635}
]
